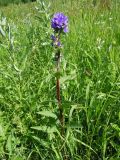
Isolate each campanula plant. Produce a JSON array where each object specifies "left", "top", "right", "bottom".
[{"left": 51, "top": 12, "right": 68, "bottom": 136}]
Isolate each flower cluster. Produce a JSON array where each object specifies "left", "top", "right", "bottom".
[
  {"left": 51, "top": 12, "right": 68, "bottom": 33},
  {"left": 51, "top": 12, "right": 68, "bottom": 47}
]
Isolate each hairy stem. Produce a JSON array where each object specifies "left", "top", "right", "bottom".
[{"left": 56, "top": 50, "right": 64, "bottom": 136}]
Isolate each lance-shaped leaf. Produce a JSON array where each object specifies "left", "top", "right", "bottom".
[
  {"left": 0, "top": 26, "right": 6, "bottom": 37},
  {"left": 37, "top": 110, "right": 57, "bottom": 119}
]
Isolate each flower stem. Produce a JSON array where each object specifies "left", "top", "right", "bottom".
[{"left": 56, "top": 50, "right": 64, "bottom": 136}]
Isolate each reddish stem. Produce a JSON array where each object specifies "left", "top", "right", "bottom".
[
  {"left": 56, "top": 78, "right": 60, "bottom": 103},
  {"left": 56, "top": 50, "right": 64, "bottom": 136}
]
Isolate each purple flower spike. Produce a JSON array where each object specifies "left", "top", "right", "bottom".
[{"left": 51, "top": 12, "right": 68, "bottom": 33}]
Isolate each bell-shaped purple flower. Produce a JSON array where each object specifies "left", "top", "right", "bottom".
[{"left": 51, "top": 12, "right": 68, "bottom": 33}]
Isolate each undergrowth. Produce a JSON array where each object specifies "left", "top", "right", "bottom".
[{"left": 0, "top": 0, "right": 120, "bottom": 159}]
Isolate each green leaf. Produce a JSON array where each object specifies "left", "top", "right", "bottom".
[
  {"left": 6, "top": 135, "right": 12, "bottom": 155},
  {"left": 0, "top": 26, "right": 5, "bottom": 37},
  {"left": 0, "top": 124, "right": 5, "bottom": 137},
  {"left": 11, "top": 156, "right": 24, "bottom": 160},
  {"left": 60, "top": 70, "right": 76, "bottom": 83},
  {"left": 37, "top": 111, "right": 57, "bottom": 119},
  {"left": 73, "top": 138, "right": 97, "bottom": 154},
  {"left": 68, "top": 104, "right": 84, "bottom": 121},
  {"left": 69, "top": 105, "right": 77, "bottom": 121},
  {"left": 31, "top": 126, "right": 57, "bottom": 133},
  {"left": 69, "top": 124, "right": 82, "bottom": 129},
  {"left": 111, "top": 123, "right": 120, "bottom": 132},
  {"left": 85, "top": 82, "right": 91, "bottom": 102},
  {"left": 51, "top": 144, "right": 60, "bottom": 159},
  {"left": 32, "top": 136, "right": 50, "bottom": 148}
]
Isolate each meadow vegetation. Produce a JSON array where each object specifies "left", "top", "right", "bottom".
[
  {"left": 0, "top": 0, "right": 120, "bottom": 159},
  {"left": 0, "top": 0, "right": 35, "bottom": 6}
]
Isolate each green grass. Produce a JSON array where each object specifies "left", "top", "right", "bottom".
[
  {"left": 0, "top": 0, "right": 35, "bottom": 6},
  {"left": 0, "top": 0, "right": 120, "bottom": 159}
]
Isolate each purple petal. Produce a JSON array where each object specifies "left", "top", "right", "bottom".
[
  {"left": 51, "top": 12, "right": 68, "bottom": 32},
  {"left": 57, "top": 41, "right": 61, "bottom": 47},
  {"left": 63, "top": 27, "right": 68, "bottom": 33},
  {"left": 51, "top": 22, "right": 57, "bottom": 29}
]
